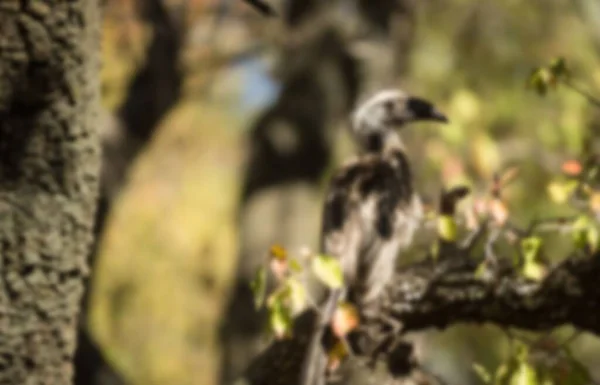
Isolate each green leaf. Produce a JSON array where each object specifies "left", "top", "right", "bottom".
[
  {"left": 312, "top": 254, "right": 344, "bottom": 289},
  {"left": 549, "top": 57, "right": 569, "bottom": 80},
  {"left": 266, "top": 282, "right": 291, "bottom": 308},
  {"left": 438, "top": 215, "right": 458, "bottom": 242},
  {"left": 520, "top": 236, "right": 546, "bottom": 281},
  {"left": 268, "top": 298, "right": 293, "bottom": 339},
  {"left": 572, "top": 215, "right": 599, "bottom": 252},
  {"left": 495, "top": 362, "right": 514, "bottom": 385},
  {"left": 528, "top": 68, "right": 551, "bottom": 96},
  {"left": 473, "top": 362, "right": 492, "bottom": 384},
  {"left": 509, "top": 362, "right": 538, "bottom": 385},
  {"left": 250, "top": 267, "right": 267, "bottom": 309},
  {"left": 521, "top": 236, "right": 542, "bottom": 259},
  {"left": 563, "top": 348, "right": 593, "bottom": 385},
  {"left": 286, "top": 278, "right": 307, "bottom": 312},
  {"left": 475, "top": 260, "right": 491, "bottom": 280},
  {"left": 289, "top": 258, "right": 303, "bottom": 273}
]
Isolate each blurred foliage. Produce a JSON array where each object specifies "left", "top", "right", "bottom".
[{"left": 92, "top": 0, "right": 600, "bottom": 384}]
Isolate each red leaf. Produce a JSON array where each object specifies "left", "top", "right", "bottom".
[{"left": 562, "top": 160, "right": 583, "bottom": 176}]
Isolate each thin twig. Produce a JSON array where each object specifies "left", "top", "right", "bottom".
[
  {"left": 563, "top": 79, "right": 600, "bottom": 109},
  {"left": 460, "top": 221, "right": 487, "bottom": 252}
]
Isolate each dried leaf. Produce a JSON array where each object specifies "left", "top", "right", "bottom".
[
  {"left": 270, "top": 244, "right": 287, "bottom": 261},
  {"left": 562, "top": 160, "right": 583, "bottom": 176},
  {"left": 589, "top": 193, "right": 600, "bottom": 214},
  {"left": 331, "top": 302, "right": 360, "bottom": 338},
  {"left": 327, "top": 340, "right": 349, "bottom": 373},
  {"left": 498, "top": 166, "right": 521, "bottom": 187},
  {"left": 474, "top": 197, "right": 489, "bottom": 217},
  {"left": 490, "top": 198, "right": 509, "bottom": 226},
  {"left": 270, "top": 258, "right": 288, "bottom": 281},
  {"left": 465, "top": 206, "right": 480, "bottom": 230}
]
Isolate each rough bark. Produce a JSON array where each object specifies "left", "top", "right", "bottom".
[
  {"left": 73, "top": 0, "right": 184, "bottom": 384},
  {"left": 0, "top": 1, "right": 101, "bottom": 383},
  {"left": 237, "top": 249, "right": 600, "bottom": 385}
]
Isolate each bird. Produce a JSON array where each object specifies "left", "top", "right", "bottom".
[{"left": 299, "top": 89, "right": 448, "bottom": 385}]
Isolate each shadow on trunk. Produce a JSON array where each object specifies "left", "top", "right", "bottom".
[{"left": 73, "top": 0, "right": 184, "bottom": 383}]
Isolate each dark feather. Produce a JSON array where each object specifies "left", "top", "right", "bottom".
[
  {"left": 241, "top": 0, "right": 277, "bottom": 16},
  {"left": 321, "top": 150, "right": 414, "bottom": 241}
]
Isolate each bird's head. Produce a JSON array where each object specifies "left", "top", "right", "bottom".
[{"left": 351, "top": 89, "right": 448, "bottom": 151}]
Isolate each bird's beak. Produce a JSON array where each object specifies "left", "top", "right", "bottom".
[{"left": 406, "top": 97, "right": 449, "bottom": 123}]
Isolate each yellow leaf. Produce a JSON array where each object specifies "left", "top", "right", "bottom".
[
  {"left": 312, "top": 254, "right": 344, "bottom": 289},
  {"left": 438, "top": 215, "right": 458, "bottom": 242},
  {"left": 522, "top": 261, "right": 546, "bottom": 281},
  {"left": 590, "top": 193, "right": 600, "bottom": 214},
  {"left": 547, "top": 180, "right": 578, "bottom": 204},
  {"left": 451, "top": 89, "right": 481, "bottom": 123}
]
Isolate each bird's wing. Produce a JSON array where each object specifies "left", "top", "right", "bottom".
[
  {"left": 301, "top": 151, "right": 419, "bottom": 385},
  {"left": 320, "top": 150, "right": 418, "bottom": 301}
]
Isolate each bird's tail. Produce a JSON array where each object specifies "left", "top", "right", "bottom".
[{"left": 298, "top": 288, "right": 343, "bottom": 385}]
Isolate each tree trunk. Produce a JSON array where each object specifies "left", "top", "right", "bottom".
[{"left": 0, "top": 1, "right": 101, "bottom": 383}]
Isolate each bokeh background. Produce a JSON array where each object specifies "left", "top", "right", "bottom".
[{"left": 83, "top": 0, "right": 600, "bottom": 384}]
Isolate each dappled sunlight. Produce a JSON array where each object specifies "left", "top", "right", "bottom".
[
  {"left": 91, "top": 99, "right": 241, "bottom": 385},
  {"left": 89, "top": 0, "right": 600, "bottom": 383}
]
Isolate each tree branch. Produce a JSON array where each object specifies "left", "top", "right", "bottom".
[
  {"left": 238, "top": 249, "right": 600, "bottom": 385},
  {"left": 380, "top": 252, "right": 600, "bottom": 336}
]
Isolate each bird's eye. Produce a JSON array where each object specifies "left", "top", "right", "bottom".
[{"left": 383, "top": 100, "right": 395, "bottom": 112}]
